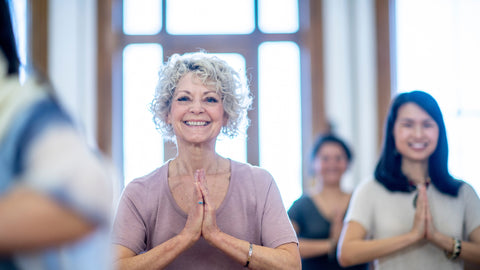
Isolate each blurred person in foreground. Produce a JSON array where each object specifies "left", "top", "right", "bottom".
[
  {"left": 0, "top": 1, "right": 114, "bottom": 269},
  {"left": 112, "top": 51, "right": 301, "bottom": 269},
  {"left": 337, "top": 90, "right": 480, "bottom": 269},
  {"left": 288, "top": 134, "right": 367, "bottom": 270}
]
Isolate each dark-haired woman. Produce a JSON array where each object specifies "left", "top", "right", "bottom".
[
  {"left": 288, "top": 134, "right": 367, "bottom": 269},
  {"left": 337, "top": 91, "right": 480, "bottom": 269}
]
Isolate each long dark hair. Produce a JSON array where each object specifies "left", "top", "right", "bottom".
[
  {"left": 374, "top": 90, "right": 462, "bottom": 196},
  {"left": 0, "top": 0, "right": 20, "bottom": 75}
]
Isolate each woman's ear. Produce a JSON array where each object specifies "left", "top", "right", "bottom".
[{"left": 166, "top": 112, "right": 172, "bottom": 125}]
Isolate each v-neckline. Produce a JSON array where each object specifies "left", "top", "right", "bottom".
[{"left": 165, "top": 159, "right": 233, "bottom": 218}]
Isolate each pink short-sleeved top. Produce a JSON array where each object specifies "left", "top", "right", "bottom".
[{"left": 112, "top": 159, "right": 298, "bottom": 269}]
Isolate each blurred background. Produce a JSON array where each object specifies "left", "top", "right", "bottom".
[{"left": 8, "top": 0, "right": 480, "bottom": 209}]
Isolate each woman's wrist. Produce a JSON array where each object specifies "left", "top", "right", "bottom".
[
  {"left": 178, "top": 229, "right": 201, "bottom": 247},
  {"left": 171, "top": 232, "right": 197, "bottom": 252},
  {"left": 407, "top": 230, "right": 423, "bottom": 245},
  {"left": 203, "top": 228, "right": 223, "bottom": 246},
  {"left": 430, "top": 231, "right": 453, "bottom": 251},
  {"left": 445, "top": 238, "right": 462, "bottom": 260},
  {"left": 328, "top": 238, "right": 337, "bottom": 253}
]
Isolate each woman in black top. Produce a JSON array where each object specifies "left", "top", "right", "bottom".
[{"left": 289, "top": 134, "right": 367, "bottom": 270}]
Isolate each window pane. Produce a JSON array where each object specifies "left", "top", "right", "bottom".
[
  {"left": 123, "top": 0, "right": 162, "bottom": 35},
  {"left": 396, "top": 0, "right": 480, "bottom": 195},
  {"left": 212, "top": 53, "right": 248, "bottom": 163},
  {"left": 446, "top": 116, "right": 480, "bottom": 195},
  {"left": 258, "top": 42, "right": 302, "bottom": 209},
  {"left": 216, "top": 134, "right": 247, "bottom": 163},
  {"left": 123, "top": 44, "right": 164, "bottom": 185},
  {"left": 258, "top": 0, "right": 299, "bottom": 33},
  {"left": 9, "top": 0, "right": 27, "bottom": 80},
  {"left": 166, "top": 0, "right": 254, "bottom": 35}
]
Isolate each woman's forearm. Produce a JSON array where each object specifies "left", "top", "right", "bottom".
[
  {"left": 338, "top": 231, "right": 419, "bottom": 267},
  {"left": 458, "top": 227, "right": 480, "bottom": 265},
  {"left": 458, "top": 240, "right": 480, "bottom": 265},
  {"left": 0, "top": 187, "right": 94, "bottom": 253},
  {"left": 115, "top": 233, "right": 198, "bottom": 270},
  {"left": 206, "top": 231, "right": 301, "bottom": 270},
  {"left": 428, "top": 225, "right": 480, "bottom": 264},
  {"left": 297, "top": 238, "right": 334, "bottom": 258}
]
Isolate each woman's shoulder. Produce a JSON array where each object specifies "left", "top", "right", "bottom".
[
  {"left": 231, "top": 159, "right": 273, "bottom": 179},
  {"left": 458, "top": 181, "right": 480, "bottom": 199},
  {"left": 356, "top": 177, "right": 383, "bottom": 190},
  {"left": 230, "top": 160, "right": 276, "bottom": 191},
  {"left": 349, "top": 177, "right": 389, "bottom": 200},
  {"left": 290, "top": 195, "right": 313, "bottom": 208}
]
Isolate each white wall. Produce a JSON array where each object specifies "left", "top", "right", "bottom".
[
  {"left": 48, "top": 0, "right": 97, "bottom": 147},
  {"left": 322, "top": 0, "right": 378, "bottom": 190}
]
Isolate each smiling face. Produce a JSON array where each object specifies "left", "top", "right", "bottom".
[
  {"left": 312, "top": 142, "right": 349, "bottom": 186},
  {"left": 167, "top": 73, "right": 226, "bottom": 146},
  {"left": 393, "top": 102, "right": 439, "bottom": 165}
]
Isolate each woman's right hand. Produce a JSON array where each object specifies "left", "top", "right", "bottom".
[
  {"left": 411, "top": 184, "right": 427, "bottom": 241},
  {"left": 113, "top": 171, "right": 207, "bottom": 270},
  {"left": 180, "top": 170, "right": 205, "bottom": 245}
]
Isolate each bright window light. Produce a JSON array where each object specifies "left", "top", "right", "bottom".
[
  {"left": 166, "top": 0, "right": 254, "bottom": 34},
  {"left": 9, "top": 0, "right": 27, "bottom": 81},
  {"left": 123, "top": 44, "right": 164, "bottom": 185},
  {"left": 258, "top": 0, "right": 299, "bottom": 33},
  {"left": 123, "top": 0, "right": 162, "bottom": 35},
  {"left": 258, "top": 42, "right": 302, "bottom": 209}
]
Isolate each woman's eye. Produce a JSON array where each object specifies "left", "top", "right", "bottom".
[
  {"left": 423, "top": 121, "right": 435, "bottom": 128},
  {"left": 205, "top": 97, "right": 218, "bottom": 103},
  {"left": 177, "top": 96, "right": 189, "bottom": 102}
]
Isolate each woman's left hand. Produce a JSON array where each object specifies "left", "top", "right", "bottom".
[
  {"left": 196, "top": 170, "right": 221, "bottom": 243},
  {"left": 194, "top": 171, "right": 301, "bottom": 269},
  {"left": 424, "top": 188, "right": 438, "bottom": 242},
  {"left": 422, "top": 185, "right": 455, "bottom": 252},
  {"left": 411, "top": 184, "right": 427, "bottom": 240}
]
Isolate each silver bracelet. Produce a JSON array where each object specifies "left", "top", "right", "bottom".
[{"left": 244, "top": 243, "right": 253, "bottom": 267}]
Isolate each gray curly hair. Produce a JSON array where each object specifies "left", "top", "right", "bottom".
[{"left": 150, "top": 51, "right": 253, "bottom": 141}]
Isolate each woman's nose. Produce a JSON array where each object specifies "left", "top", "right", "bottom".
[
  {"left": 189, "top": 99, "right": 205, "bottom": 113},
  {"left": 414, "top": 125, "right": 423, "bottom": 137}
]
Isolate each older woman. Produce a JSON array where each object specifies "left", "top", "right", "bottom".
[
  {"left": 337, "top": 91, "right": 480, "bottom": 269},
  {"left": 112, "top": 51, "right": 301, "bottom": 269}
]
